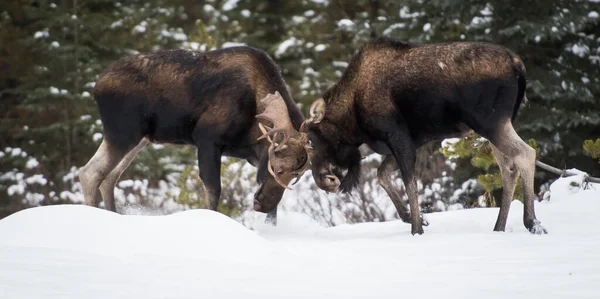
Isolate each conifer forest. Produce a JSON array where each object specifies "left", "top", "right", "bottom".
[{"left": 1, "top": 0, "right": 599, "bottom": 225}]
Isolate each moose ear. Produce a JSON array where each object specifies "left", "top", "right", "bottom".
[{"left": 309, "top": 98, "right": 326, "bottom": 124}]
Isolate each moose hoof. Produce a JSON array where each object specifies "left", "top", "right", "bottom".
[
  {"left": 264, "top": 216, "right": 277, "bottom": 226},
  {"left": 411, "top": 229, "right": 424, "bottom": 236},
  {"left": 526, "top": 219, "right": 548, "bottom": 235},
  {"left": 411, "top": 226, "right": 424, "bottom": 235},
  {"left": 264, "top": 210, "right": 277, "bottom": 226},
  {"left": 401, "top": 214, "right": 429, "bottom": 227}
]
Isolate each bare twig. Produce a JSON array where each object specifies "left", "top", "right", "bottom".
[{"left": 536, "top": 160, "right": 600, "bottom": 184}]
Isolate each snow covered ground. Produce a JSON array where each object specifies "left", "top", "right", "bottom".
[{"left": 1, "top": 178, "right": 599, "bottom": 299}]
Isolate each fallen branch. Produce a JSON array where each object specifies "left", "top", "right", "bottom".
[{"left": 535, "top": 160, "right": 600, "bottom": 184}]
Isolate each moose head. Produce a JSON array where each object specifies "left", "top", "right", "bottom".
[
  {"left": 255, "top": 93, "right": 351, "bottom": 197},
  {"left": 252, "top": 92, "right": 313, "bottom": 212}
]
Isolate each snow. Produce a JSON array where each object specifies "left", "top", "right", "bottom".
[
  {"left": 480, "top": 5, "right": 493, "bottom": 16},
  {"left": 589, "top": 11, "right": 599, "bottom": 19},
  {"left": 25, "top": 174, "right": 47, "bottom": 186},
  {"left": 160, "top": 29, "right": 187, "bottom": 41},
  {"left": 34, "top": 30, "right": 49, "bottom": 39},
  {"left": 332, "top": 60, "right": 348, "bottom": 68},
  {"left": 337, "top": 19, "right": 355, "bottom": 28},
  {"left": 133, "top": 21, "right": 147, "bottom": 33},
  {"left": 571, "top": 44, "right": 589, "bottom": 57},
  {"left": 222, "top": 42, "right": 246, "bottom": 48},
  {"left": 399, "top": 6, "right": 421, "bottom": 19},
  {"left": 25, "top": 158, "right": 39, "bottom": 169},
  {"left": 543, "top": 169, "right": 599, "bottom": 202},
  {"left": 222, "top": 0, "right": 238, "bottom": 11},
  {"left": 203, "top": 4, "right": 215, "bottom": 13},
  {"left": 441, "top": 137, "right": 460, "bottom": 156},
  {"left": 314, "top": 44, "right": 326, "bottom": 52},
  {"left": 10, "top": 147, "right": 22, "bottom": 157},
  {"left": 423, "top": 22, "right": 431, "bottom": 32},
  {"left": 50, "top": 41, "right": 60, "bottom": 48},
  {"left": 383, "top": 23, "right": 406, "bottom": 36},
  {"left": 93, "top": 133, "right": 103, "bottom": 142},
  {"left": 110, "top": 20, "right": 123, "bottom": 28},
  {"left": 1, "top": 177, "right": 599, "bottom": 298},
  {"left": 275, "top": 37, "right": 299, "bottom": 57}
]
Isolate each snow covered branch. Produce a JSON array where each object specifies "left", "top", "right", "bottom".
[{"left": 536, "top": 160, "right": 600, "bottom": 184}]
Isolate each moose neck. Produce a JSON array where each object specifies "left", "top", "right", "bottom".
[{"left": 318, "top": 83, "right": 364, "bottom": 146}]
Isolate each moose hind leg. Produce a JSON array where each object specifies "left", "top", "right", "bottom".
[
  {"left": 490, "top": 144, "right": 519, "bottom": 232},
  {"left": 79, "top": 140, "right": 130, "bottom": 209},
  {"left": 196, "top": 143, "right": 223, "bottom": 211},
  {"left": 377, "top": 155, "right": 428, "bottom": 226},
  {"left": 490, "top": 119, "right": 547, "bottom": 234},
  {"left": 99, "top": 138, "right": 148, "bottom": 212}
]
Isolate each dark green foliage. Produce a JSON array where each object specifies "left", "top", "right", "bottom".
[{"left": 1, "top": 0, "right": 598, "bottom": 218}]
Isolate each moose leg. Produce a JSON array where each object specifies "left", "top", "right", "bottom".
[
  {"left": 196, "top": 143, "right": 223, "bottom": 211},
  {"left": 387, "top": 132, "right": 423, "bottom": 235},
  {"left": 490, "top": 119, "right": 547, "bottom": 234},
  {"left": 254, "top": 154, "right": 280, "bottom": 226},
  {"left": 490, "top": 144, "right": 519, "bottom": 232},
  {"left": 377, "top": 155, "right": 428, "bottom": 226},
  {"left": 99, "top": 138, "right": 148, "bottom": 212},
  {"left": 265, "top": 209, "right": 277, "bottom": 225},
  {"left": 79, "top": 140, "right": 132, "bottom": 209}
]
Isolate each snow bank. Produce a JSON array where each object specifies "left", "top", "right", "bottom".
[
  {"left": 0, "top": 205, "right": 267, "bottom": 259},
  {"left": 1, "top": 184, "right": 599, "bottom": 298},
  {"left": 542, "top": 168, "right": 599, "bottom": 202}
]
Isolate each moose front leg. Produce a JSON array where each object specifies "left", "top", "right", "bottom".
[
  {"left": 196, "top": 142, "right": 223, "bottom": 211},
  {"left": 377, "top": 155, "right": 429, "bottom": 227},
  {"left": 387, "top": 132, "right": 423, "bottom": 235},
  {"left": 265, "top": 208, "right": 277, "bottom": 225}
]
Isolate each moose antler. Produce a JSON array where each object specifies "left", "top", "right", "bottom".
[
  {"left": 256, "top": 91, "right": 296, "bottom": 151},
  {"left": 255, "top": 91, "right": 304, "bottom": 190}
]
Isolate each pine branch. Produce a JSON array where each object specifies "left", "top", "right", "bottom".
[{"left": 535, "top": 160, "right": 600, "bottom": 184}]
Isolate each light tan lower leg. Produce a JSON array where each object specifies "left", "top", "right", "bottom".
[
  {"left": 490, "top": 119, "right": 546, "bottom": 233},
  {"left": 99, "top": 138, "right": 148, "bottom": 212},
  {"left": 490, "top": 144, "right": 519, "bottom": 231},
  {"left": 79, "top": 140, "right": 127, "bottom": 207}
]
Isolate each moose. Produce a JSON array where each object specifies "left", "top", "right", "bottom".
[
  {"left": 78, "top": 46, "right": 311, "bottom": 223},
  {"left": 268, "top": 38, "right": 548, "bottom": 235}
]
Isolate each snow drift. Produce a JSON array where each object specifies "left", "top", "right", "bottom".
[{"left": 1, "top": 177, "right": 599, "bottom": 299}]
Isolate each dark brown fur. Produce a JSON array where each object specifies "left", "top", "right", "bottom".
[
  {"left": 80, "top": 47, "right": 306, "bottom": 223},
  {"left": 306, "top": 38, "right": 546, "bottom": 235}
]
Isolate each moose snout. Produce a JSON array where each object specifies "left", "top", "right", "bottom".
[
  {"left": 253, "top": 192, "right": 268, "bottom": 212},
  {"left": 319, "top": 174, "right": 340, "bottom": 193}
]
